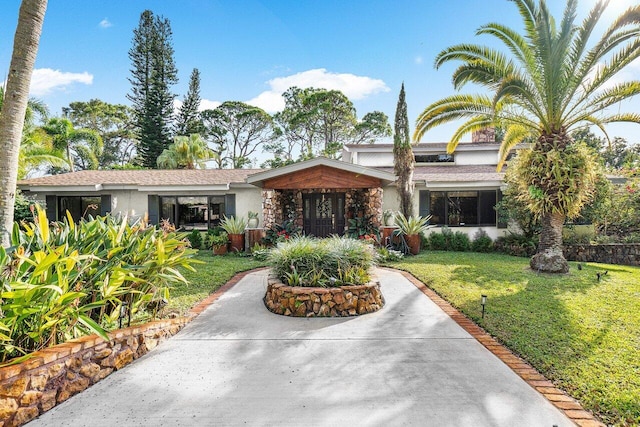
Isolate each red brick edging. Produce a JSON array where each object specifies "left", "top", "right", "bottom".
[{"left": 389, "top": 268, "right": 604, "bottom": 427}]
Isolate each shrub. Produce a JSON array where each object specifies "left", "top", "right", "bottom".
[
  {"left": 187, "top": 230, "right": 203, "bottom": 249},
  {"left": 377, "top": 247, "right": 404, "bottom": 262},
  {"left": 425, "top": 227, "right": 470, "bottom": 251},
  {"left": 450, "top": 231, "right": 471, "bottom": 251},
  {"left": 494, "top": 233, "right": 538, "bottom": 257},
  {"left": 471, "top": 229, "right": 493, "bottom": 252},
  {"left": 0, "top": 206, "right": 198, "bottom": 361},
  {"left": 562, "top": 224, "right": 595, "bottom": 245},
  {"left": 262, "top": 220, "right": 302, "bottom": 246},
  {"left": 347, "top": 215, "right": 380, "bottom": 241},
  {"left": 268, "top": 236, "right": 376, "bottom": 287},
  {"left": 426, "top": 231, "right": 448, "bottom": 250}
]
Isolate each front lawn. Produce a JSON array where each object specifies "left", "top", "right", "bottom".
[
  {"left": 387, "top": 251, "right": 639, "bottom": 426},
  {"left": 169, "top": 251, "right": 267, "bottom": 315}
]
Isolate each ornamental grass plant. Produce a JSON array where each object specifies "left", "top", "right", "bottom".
[{"left": 268, "top": 236, "right": 376, "bottom": 287}]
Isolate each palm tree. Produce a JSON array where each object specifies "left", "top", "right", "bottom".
[
  {"left": 41, "top": 118, "right": 103, "bottom": 172},
  {"left": 414, "top": 0, "right": 640, "bottom": 273},
  {"left": 0, "top": 0, "right": 48, "bottom": 248},
  {"left": 157, "top": 134, "right": 216, "bottom": 169}
]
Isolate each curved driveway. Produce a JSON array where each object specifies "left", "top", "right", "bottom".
[{"left": 29, "top": 268, "right": 573, "bottom": 426}]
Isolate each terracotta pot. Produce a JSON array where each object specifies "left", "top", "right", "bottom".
[
  {"left": 229, "top": 233, "right": 245, "bottom": 252},
  {"left": 405, "top": 234, "right": 421, "bottom": 255},
  {"left": 213, "top": 245, "right": 228, "bottom": 255},
  {"left": 381, "top": 226, "right": 399, "bottom": 246}
]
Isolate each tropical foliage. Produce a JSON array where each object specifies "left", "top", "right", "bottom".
[
  {"left": 0, "top": 206, "right": 197, "bottom": 362},
  {"left": 157, "top": 134, "right": 216, "bottom": 169},
  {"left": 41, "top": 117, "right": 103, "bottom": 172},
  {"left": 268, "top": 236, "right": 376, "bottom": 287},
  {"left": 414, "top": 0, "right": 640, "bottom": 273}
]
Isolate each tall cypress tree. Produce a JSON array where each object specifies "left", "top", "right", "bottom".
[
  {"left": 175, "top": 68, "right": 204, "bottom": 136},
  {"left": 393, "top": 83, "right": 415, "bottom": 217},
  {"left": 127, "top": 10, "right": 178, "bottom": 169}
]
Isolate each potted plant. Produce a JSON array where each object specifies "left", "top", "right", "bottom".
[
  {"left": 221, "top": 215, "right": 246, "bottom": 252},
  {"left": 207, "top": 232, "right": 229, "bottom": 255},
  {"left": 247, "top": 211, "right": 259, "bottom": 228},
  {"left": 394, "top": 212, "right": 432, "bottom": 255}
]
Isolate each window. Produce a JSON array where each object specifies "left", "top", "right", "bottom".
[
  {"left": 159, "top": 196, "right": 227, "bottom": 230},
  {"left": 419, "top": 190, "right": 498, "bottom": 226},
  {"left": 414, "top": 154, "right": 454, "bottom": 163},
  {"left": 58, "top": 196, "right": 101, "bottom": 221}
]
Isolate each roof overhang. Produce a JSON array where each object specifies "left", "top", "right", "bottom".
[{"left": 246, "top": 157, "right": 396, "bottom": 188}]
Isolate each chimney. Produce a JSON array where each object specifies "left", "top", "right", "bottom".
[{"left": 471, "top": 127, "right": 495, "bottom": 143}]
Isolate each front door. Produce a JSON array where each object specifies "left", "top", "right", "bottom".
[{"left": 303, "top": 193, "right": 346, "bottom": 237}]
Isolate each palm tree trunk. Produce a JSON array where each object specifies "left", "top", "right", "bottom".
[
  {"left": 0, "top": 0, "right": 48, "bottom": 247},
  {"left": 530, "top": 211, "right": 569, "bottom": 273}
]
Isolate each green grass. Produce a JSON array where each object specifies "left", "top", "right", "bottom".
[
  {"left": 168, "top": 251, "right": 267, "bottom": 315},
  {"left": 386, "top": 251, "right": 639, "bottom": 426}
]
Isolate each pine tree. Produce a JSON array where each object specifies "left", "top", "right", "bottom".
[
  {"left": 127, "top": 10, "right": 178, "bottom": 169},
  {"left": 175, "top": 68, "right": 205, "bottom": 136},
  {"left": 393, "top": 83, "right": 415, "bottom": 217}
]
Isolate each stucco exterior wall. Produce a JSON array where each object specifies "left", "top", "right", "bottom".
[
  {"left": 233, "top": 187, "right": 264, "bottom": 222},
  {"left": 356, "top": 152, "right": 395, "bottom": 167},
  {"left": 455, "top": 151, "right": 499, "bottom": 165}
]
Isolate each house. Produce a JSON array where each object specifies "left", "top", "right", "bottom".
[{"left": 18, "top": 130, "right": 510, "bottom": 239}]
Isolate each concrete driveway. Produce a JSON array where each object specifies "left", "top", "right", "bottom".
[{"left": 28, "top": 268, "right": 573, "bottom": 426}]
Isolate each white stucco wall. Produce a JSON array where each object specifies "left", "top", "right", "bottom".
[
  {"left": 233, "top": 187, "right": 264, "bottom": 223},
  {"left": 454, "top": 151, "right": 499, "bottom": 165},
  {"left": 356, "top": 152, "right": 395, "bottom": 167}
]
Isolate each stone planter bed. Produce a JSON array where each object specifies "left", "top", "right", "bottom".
[{"left": 264, "top": 275, "right": 384, "bottom": 317}]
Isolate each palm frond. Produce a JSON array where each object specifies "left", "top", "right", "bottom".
[
  {"left": 498, "top": 124, "right": 532, "bottom": 170},
  {"left": 447, "top": 116, "right": 495, "bottom": 153},
  {"left": 413, "top": 95, "right": 493, "bottom": 142}
]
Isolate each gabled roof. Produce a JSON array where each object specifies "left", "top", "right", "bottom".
[
  {"left": 246, "top": 156, "right": 396, "bottom": 188},
  {"left": 18, "top": 169, "right": 264, "bottom": 192}
]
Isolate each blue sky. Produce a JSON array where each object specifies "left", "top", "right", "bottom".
[{"left": 1, "top": 0, "right": 639, "bottom": 145}]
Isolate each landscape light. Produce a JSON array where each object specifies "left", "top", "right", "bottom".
[{"left": 481, "top": 295, "right": 487, "bottom": 319}]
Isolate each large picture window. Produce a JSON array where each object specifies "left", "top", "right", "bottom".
[
  {"left": 159, "top": 196, "right": 226, "bottom": 230},
  {"left": 58, "top": 196, "right": 101, "bottom": 221},
  {"left": 420, "top": 190, "right": 497, "bottom": 226}
]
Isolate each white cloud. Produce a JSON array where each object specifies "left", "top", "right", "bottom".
[
  {"left": 29, "top": 68, "right": 93, "bottom": 96},
  {"left": 99, "top": 18, "right": 112, "bottom": 29},
  {"left": 246, "top": 68, "right": 390, "bottom": 113},
  {"left": 199, "top": 99, "right": 221, "bottom": 111},
  {"left": 174, "top": 98, "right": 221, "bottom": 114}
]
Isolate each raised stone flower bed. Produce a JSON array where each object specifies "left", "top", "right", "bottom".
[{"left": 264, "top": 275, "right": 384, "bottom": 317}]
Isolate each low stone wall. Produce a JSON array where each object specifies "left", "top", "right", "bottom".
[
  {"left": 0, "top": 317, "right": 190, "bottom": 426},
  {"left": 564, "top": 243, "right": 640, "bottom": 266},
  {"left": 264, "top": 276, "right": 384, "bottom": 317}
]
